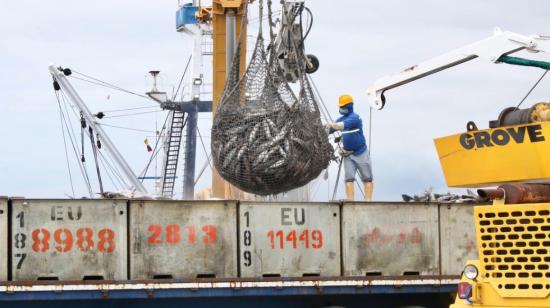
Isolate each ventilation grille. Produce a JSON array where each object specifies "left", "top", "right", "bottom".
[{"left": 476, "top": 203, "right": 550, "bottom": 298}]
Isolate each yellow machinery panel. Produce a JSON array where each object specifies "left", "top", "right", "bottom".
[
  {"left": 474, "top": 203, "right": 550, "bottom": 299},
  {"left": 434, "top": 122, "right": 550, "bottom": 187}
]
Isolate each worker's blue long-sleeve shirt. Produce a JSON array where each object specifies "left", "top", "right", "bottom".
[{"left": 330, "top": 104, "right": 367, "bottom": 156}]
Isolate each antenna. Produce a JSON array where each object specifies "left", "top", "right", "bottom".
[
  {"left": 147, "top": 70, "right": 168, "bottom": 103},
  {"left": 149, "top": 70, "right": 161, "bottom": 92}
]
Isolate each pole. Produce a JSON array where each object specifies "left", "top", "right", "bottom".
[
  {"left": 226, "top": 10, "right": 236, "bottom": 77},
  {"left": 331, "top": 158, "right": 343, "bottom": 200},
  {"left": 49, "top": 65, "right": 148, "bottom": 193},
  {"left": 182, "top": 20, "right": 204, "bottom": 199},
  {"left": 183, "top": 109, "right": 198, "bottom": 199}
]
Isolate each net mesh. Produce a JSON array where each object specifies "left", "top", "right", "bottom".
[{"left": 211, "top": 32, "right": 332, "bottom": 195}]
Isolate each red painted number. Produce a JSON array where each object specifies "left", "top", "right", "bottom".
[
  {"left": 286, "top": 230, "right": 297, "bottom": 248},
  {"left": 54, "top": 228, "right": 73, "bottom": 252},
  {"left": 366, "top": 227, "right": 423, "bottom": 245},
  {"left": 147, "top": 224, "right": 162, "bottom": 244},
  {"left": 146, "top": 224, "right": 218, "bottom": 245},
  {"left": 76, "top": 228, "right": 94, "bottom": 251},
  {"left": 202, "top": 225, "right": 217, "bottom": 244},
  {"left": 298, "top": 229, "right": 309, "bottom": 248},
  {"left": 30, "top": 228, "right": 115, "bottom": 253},
  {"left": 97, "top": 228, "right": 116, "bottom": 253},
  {"left": 32, "top": 229, "right": 50, "bottom": 253},
  {"left": 268, "top": 229, "right": 323, "bottom": 249},
  {"left": 166, "top": 224, "right": 181, "bottom": 244},
  {"left": 311, "top": 230, "right": 323, "bottom": 249},
  {"left": 184, "top": 225, "right": 196, "bottom": 244}
]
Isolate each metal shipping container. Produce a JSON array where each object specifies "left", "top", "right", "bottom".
[
  {"left": 342, "top": 202, "right": 440, "bottom": 276},
  {"left": 0, "top": 198, "right": 6, "bottom": 281},
  {"left": 239, "top": 201, "right": 341, "bottom": 278},
  {"left": 439, "top": 203, "right": 478, "bottom": 275},
  {"left": 129, "top": 200, "right": 238, "bottom": 279},
  {"left": 11, "top": 199, "right": 127, "bottom": 281}
]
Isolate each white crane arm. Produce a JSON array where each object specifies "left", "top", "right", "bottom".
[
  {"left": 49, "top": 65, "right": 148, "bottom": 194},
  {"left": 367, "top": 28, "right": 550, "bottom": 110}
]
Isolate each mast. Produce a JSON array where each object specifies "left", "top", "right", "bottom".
[{"left": 49, "top": 65, "right": 148, "bottom": 194}]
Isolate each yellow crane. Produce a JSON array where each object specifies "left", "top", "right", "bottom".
[
  {"left": 192, "top": 0, "right": 249, "bottom": 199},
  {"left": 367, "top": 28, "right": 550, "bottom": 308}
]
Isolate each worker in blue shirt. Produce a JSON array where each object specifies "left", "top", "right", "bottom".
[{"left": 326, "top": 94, "right": 373, "bottom": 201}]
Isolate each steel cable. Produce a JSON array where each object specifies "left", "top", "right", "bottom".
[
  {"left": 515, "top": 68, "right": 550, "bottom": 110},
  {"left": 55, "top": 91, "right": 76, "bottom": 198}
]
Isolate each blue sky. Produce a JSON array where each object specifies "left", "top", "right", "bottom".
[{"left": 1, "top": 0, "right": 549, "bottom": 200}]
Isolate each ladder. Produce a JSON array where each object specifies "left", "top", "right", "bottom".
[{"left": 160, "top": 110, "right": 186, "bottom": 198}]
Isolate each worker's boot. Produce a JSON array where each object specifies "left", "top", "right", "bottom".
[
  {"left": 363, "top": 181, "right": 373, "bottom": 202},
  {"left": 345, "top": 181, "right": 354, "bottom": 201}
]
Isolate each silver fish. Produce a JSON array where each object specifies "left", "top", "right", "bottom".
[
  {"left": 246, "top": 110, "right": 270, "bottom": 118},
  {"left": 237, "top": 145, "right": 248, "bottom": 160},
  {"left": 291, "top": 135, "right": 306, "bottom": 148},
  {"left": 225, "top": 135, "right": 238, "bottom": 149},
  {"left": 270, "top": 159, "right": 285, "bottom": 169},
  {"left": 248, "top": 122, "right": 262, "bottom": 144},
  {"left": 283, "top": 139, "right": 290, "bottom": 154},
  {"left": 226, "top": 125, "right": 246, "bottom": 136},
  {"left": 223, "top": 147, "right": 239, "bottom": 169},
  {"left": 263, "top": 121, "right": 272, "bottom": 139},
  {"left": 234, "top": 162, "right": 241, "bottom": 179},
  {"left": 258, "top": 125, "right": 289, "bottom": 152},
  {"left": 266, "top": 118, "right": 277, "bottom": 133},
  {"left": 278, "top": 146, "right": 287, "bottom": 159},
  {"left": 253, "top": 149, "right": 270, "bottom": 166},
  {"left": 216, "top": 143, "right": 224, "bottom": 158}
]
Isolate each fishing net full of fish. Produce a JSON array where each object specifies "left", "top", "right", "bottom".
[{"left": 211, "top": 35, "right": 332, "bottom": 196}]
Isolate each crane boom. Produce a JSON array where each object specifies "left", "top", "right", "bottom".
[
  {"left": 367, "top": 28, "right": 550, "bottom": 110},
  {"left": 49, "top": 65, "right": 148, "bottom": 194}
]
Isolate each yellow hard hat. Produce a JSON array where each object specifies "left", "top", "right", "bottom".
[{"left": 338, "top": 94, "right": 354, "bottom": 107}]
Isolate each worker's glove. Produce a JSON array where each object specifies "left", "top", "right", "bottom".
[
  {"left": 339, "top": 149, "right": 354, "bottom": 157},
  {"left": 325, "top": 122, "right": 344, "bottom": 133}
]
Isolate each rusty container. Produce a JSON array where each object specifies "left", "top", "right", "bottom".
[
  {"left": 0, "top": 198, "right": 6, "bottom": 281},
  {"left": 239, "top": 201, "right": 341, "bottom": 278},
  {"left": 342, "top": 202, "right": 440, "bottom": 276},
  {"left": 439, "top": 203, "right": 478, "bottom": 275},
  {"left": 129, "top": 200, "right": 237, "bottom": 279},
  {"left": 11, "top": 199, "right": 127, "bottom": 281}
]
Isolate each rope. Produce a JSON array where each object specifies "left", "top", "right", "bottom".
[
  {"left": 308, "top": 75, "right": 333, "bottom": 122},
  {"left": 57, "top": 90, "right": 94, "bottom": 197},
  {"left": 88, "top": 127, "right": 104, "bottom": 194},
  {"left": 80, "top": 113, "right": 86, "bottom": 163},
  {"left": 248, "top": 9, "right": 281, "bottom": 25},
  {"left": 70, "top": 70, "right": 153, "bottom": 100},
  {"left": 194, "top": 127, "right": 212, "bottom": 185},
  {"left": 55, "top": 92, "right": 76, "bottom": 198},
  {"left": 97, "top": 153, "right": 121, "bottom": 191},
  {"left": 172, "top": 55, "right": 193, "bottom": 101},
  {"left": 197, "top": 127, "right": 212, "bottom": 169},
  {"left": 515, "top": 68, "right": 550, "bottom": 110},
  {"left": 267, "top": 0, "right": 275, "bottom": 42},
  {"left": 194, "top": 154, "right": 212, "bottom": 186},
  {"left": 56, "top": 92, "right": 92, "bottom": 194},
  {"left": 103, "top": 110, "right": 164, "bottom": 118},
  {"left": 139, "top": 111, "right": 173, "bottom": 182},
  {"left": 331, "top": 158, "right": 343, "bottom": 200},
  {"left": 101, "top": 106, "right": 158, "bottom": 113},
  {"left": 99, "top": 123, "right": 157, "bottom": 133},
  {"left": 98, "top": 150, "right": 128, "bottom": 189}
]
